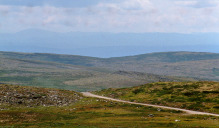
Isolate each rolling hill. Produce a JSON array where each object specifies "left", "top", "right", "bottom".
[
  {"left": 0, "top": 53, "right": 194, "bottom": 91},
  {"left": 0, "top": 51, "right": 219, "bottom": 81},
  {"left": 104, "top": 52, "right": 219, "bottom": 81}
]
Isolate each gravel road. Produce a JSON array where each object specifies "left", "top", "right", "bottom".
[{"left": 82, "top": 92, "right": 219, "bottom": 117}]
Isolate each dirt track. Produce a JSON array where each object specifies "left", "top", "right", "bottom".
[{"left": 82, "top": 92, "right": 219, "bottom": 117}]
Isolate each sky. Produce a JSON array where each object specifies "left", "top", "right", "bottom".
[{"left": 0, "top": 0, "right": 219, "bottom": 33}]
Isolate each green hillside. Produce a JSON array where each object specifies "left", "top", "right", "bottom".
[
  {"left": 0, "top": 56, "right": 107, "bottom": 91},
  {"left": 1, "top": 51, "right": 219, "bottom": 81},
  {"left": 0, "top": 84, "right": 218, "bottom": 128},
  {"left": 96, "top": 81, "right": 219, "bottom": 114},
  {"left": 1, "top": 51, "right": 219, "bottom": 66},
  {"left": 103, "top": 52, "right": 219, "bottom": 80},
  {"left": 0, "top": 51, "right": 102, "bottom": 66},
  {"left": 0, "top": 56, "right": 193, "bottom": 91},
  {"left": 109, "top": 52, "right": 219, "bottom": 62}
]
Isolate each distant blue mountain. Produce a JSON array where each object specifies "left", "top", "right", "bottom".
[{"left": 0, "top": 29, "right": 218, "bottom": 57}]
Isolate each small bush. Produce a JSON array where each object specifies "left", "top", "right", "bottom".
[{"left": 132, "top": 88, "right": 144, "bottom": 94}]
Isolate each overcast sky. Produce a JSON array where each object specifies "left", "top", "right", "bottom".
[{"left": 0, "top": 0, "right": 219, "bottom": 33}]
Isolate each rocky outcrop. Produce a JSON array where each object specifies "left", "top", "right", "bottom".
[{"left": 0, "top": 84, "right": 83, "bottom": 107}]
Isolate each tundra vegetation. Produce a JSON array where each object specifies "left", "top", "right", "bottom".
[
  {"left": 0, "top": 51, "right": 219, "bottom": 127},
  {"left": 0, "top": 52, "right": 198, "bottom": 91},
  {"left": 96, "top": 81, "right": 219, "bottom": 114},
  {"left": 0, "top": 84, "right": 218, "bottom": 128},
  {"left": 1, "top": 51, "right": 219, "bottom": 81}
]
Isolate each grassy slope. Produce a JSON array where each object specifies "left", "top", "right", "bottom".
[
  {"left": 1, "top": 51, "right": 219, "bottom": 81},
  {"left": 96, "top": 81, "right": 219, "bottom": 114},
  {"left": 109, "top": 52, "right": 219, "bottom": 62},
  {"left": 0, "top": 56, "right": 195, "bottom": 92},
  {"left": 0, "top": 56, "right": 108, "bottom": 91},
  {"left": 0, "top": 84, "right": 218, "bottom": 128},
  {"left": 1, "top": 51, "right": 219, "bottom": 65},
  {"left": 0, "top": 51, "right": 102, "bottom": 66},
  {"left": 103, "top": 52, "right": 219, "bottom": 80}
]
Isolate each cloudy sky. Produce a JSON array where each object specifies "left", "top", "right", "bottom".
[{"left": 0, "top": 0, "right": 219, "bottom": 33}]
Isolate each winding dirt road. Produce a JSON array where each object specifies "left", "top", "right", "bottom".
[{"left": 82, "top": 92, "right": 219, "bottom": 117}]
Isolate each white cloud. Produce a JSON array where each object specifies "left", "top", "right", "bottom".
[
  {"left": 0, "top": 0, "right": 219, "bottom": 33},
  {"left": 43, "top": 16, "right": 56, "bottom": 24},
  {"left": 96, "top": 0, "right": 154, "bottom": 12},
  {"left": 122, "top": 0, "right": 153, "bottom": 10},
  {"left": 0, "top": 5, "right": 10, "bottom": 10},
  {"left": 174, "top": 0, "right": 219, "bottom": 8},
  {"left": 0, "top": 5, "right": 10, "bottom": 15},
  {"left": 174, "top": 0, "right": 198, "bottom": 6}
]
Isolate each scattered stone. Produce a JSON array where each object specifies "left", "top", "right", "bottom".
[
  {"left": 157, "top": 108, "right": 162, "bottom": 111},
  {"left": 175, "top": 119, "right": 180, "bottom": 122},
  {"left": 148, "top": 114, "right": 154, "bottom": 117},
  {"left": 0, "top": 84, "right": 83, "bottom": 107}
]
